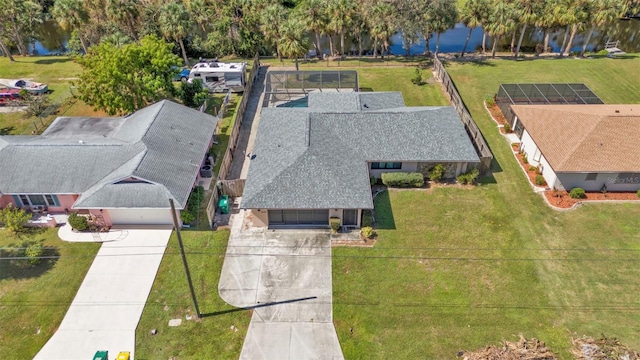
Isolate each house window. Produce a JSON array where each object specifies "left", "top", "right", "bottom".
[
  {"left": 371, "top": 162, "right": 402, "bottom": 169},
  {"left": 585, "top": 173, "right": 598, "bottom": 181},
  {"left": 15, "top": 194, "right": 59, "bottom": 207},
  {"left": 533, "top": 149, "right": 541, "bottom": 162}
]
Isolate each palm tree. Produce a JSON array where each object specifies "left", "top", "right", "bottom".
[
  {"left": 366, "top": 2, "right": 396, "bottom": 58},
  {"left": 514, "top": 0, "right": 544, "bottom": 58},
  {"left": 158, "top": 1, "right": 192, "bottom": 66},
  {"left": 327, "top": 0, "right": 357, "bottom": 55},
  {"left": 188, "top": 0, "right": 214, "bottom": 33},
  {"left": 52, "top": 0, "right": 89, "bottom": 53},
  {"left": 298, "top": 0, "right": 328, "bottom": 58},
  {"left": 562, "top": 0, "right": 591, "bottom": 56},
  {"left": 425, "top": 0, "right": 458, "bottom": 56},
  {"left": 460, "top": 0, "right": 489, "bottom": 56},
  {"left": 106, "top": 0, "right": 140, "bottom": 41},
  {"left": 279, "top": 17, "right": 312, "bottom": 71},
  {"left": 261, "top": 4, "right": 288, "bottom": 61},
  {"left": 580, "top": 0, "right": 626, "bottom": 56},
  {"left": 536, "top": 0, "right": 563, "bottom": 53},
  {"left": 485, "top": 0, "right": 516, "bottom": 58}
]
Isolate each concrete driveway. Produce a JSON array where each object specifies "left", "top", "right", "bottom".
[
  {"left": 34, "top": 227, "right": 172, "bottom": 360},
  {"left": 219, "top": 218, "right": 344, "bottom": 360}
]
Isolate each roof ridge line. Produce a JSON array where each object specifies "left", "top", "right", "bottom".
[{"left": 558, "top": 112, "right": 606, "bottom": 169}]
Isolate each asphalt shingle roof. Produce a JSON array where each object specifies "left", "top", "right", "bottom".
[
  {"left": 242, "top": 92, "right": 479, "bottom": 210},
  {"left": 512, "top": 104, "right": 640, "bottom": 172},
  {"left": 0, "top": 100, "right": 216, "bottom": 209}
]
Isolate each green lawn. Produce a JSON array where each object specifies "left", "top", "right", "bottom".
[
  {"left": 333, "top": 55, "right": 640, "bottom": 359},
  {"left": 0, "top": 228, "right": 100, "bottom": 359},
  {"left": 135, "top": 230, "right": 251, "bottom": 359}
]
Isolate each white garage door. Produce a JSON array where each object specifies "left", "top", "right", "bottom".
[{"left": 108, "top": 209, "right": 174, "bottom": 226}]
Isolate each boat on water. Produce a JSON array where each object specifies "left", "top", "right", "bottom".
[{"left": 0, "top": 79, "right": 48, "bottom": 94}]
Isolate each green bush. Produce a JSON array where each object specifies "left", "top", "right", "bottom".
[
  {"left": 25, "top": 242, "right": 43, "bottom": 266},
  {"left": 180, "top": 210, "right": 195, "bottom": 224},
  {"left": 68, "top": 212, "right": 88, "bottom": 231},
  {"left": 361, "top": 210, "right": 373, "bottom": 227},
  {"left": 457, "top": 168, "right": 480, "bottom": 185},
  {"left": 528, "top": 165, "right": 537, "bottom": 172},
  {"left": 485, "top": 95, "right": 495, "bottom": 107},
  {"left": 522, "top": 153, "right": 528, "bottom": 164},
  {"left": 370, "top": 176, "right": 377, "bottom": 187},
  {"left": 381, "top": 172, "right": 424, "bottom": 188},
  {"left": 361, "top": 226, "right": 375, "bottom": 239},
  {"left": 330, "top": 217, "right": 341, "bottom": 233},
  {"left": 0, "top": 204, "right": 32, "bottom": 234},
  {"left": 503, "top": 123, "right": 512, "bottom": 133},
  {"left": 429, "top": 164, "right": 446, "bottom": 182},
  {"left": 637, "top": 189, "right": 640, "bottom": 198},
  {"left": 569, "top": 187, "right": 586, "bottom": 199},
  {"left": 179, "top": 78, "right": 208, "bottom": 108},
  {"left": 535, "top": 175, "right": 546, "bottom": 186},
  {"left": 411, "top": 68, "right": 422, "bottom": 85}
]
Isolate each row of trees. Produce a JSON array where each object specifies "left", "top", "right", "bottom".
[{"left": 2, "top": 0, "right": 640, "bottom": 63}]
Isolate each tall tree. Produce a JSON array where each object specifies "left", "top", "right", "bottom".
[
  {"left": 261, "top": 3, "right": 288, "bottom": 61},
  {"left": 536, "top": 0, "right": 563, "bottom": 53},
  {"left": 484, "top": 0, "right": 516, "bottom": 58},
  {"left": 76, "top": 35, "right": 181, "bottom": 115},
  {"left": 158, "top": 1, "right": 192, "bottom": 66},
  {"left": 580, "top": 0, "right": 626, "bottom": 56},
  {"left": 0, "top": 0, "right": 43, "bottom": 56},
  {"left": 106, "top": 0, "right": 140, "bottom": 41},
  {"left": 425, "top": 0, "right": 458, "bottom": 56},
  {"left": 52, "top": 0, "right": 89, "bottom": 53},
  {"left": 395, "top": 0, "right": 424, "bottom": 56},
  {"left": 298, "top": 0, "right": 329, "bottom": 58},
  {"left": 514, "top": 0, "right": 544, "bottom": 58},
  {"left": 327, "top": 0, "right": 357, "bottom": 55},
  {"left": 279, "top": 16, "right": 312, "bottom": 70},
  {"left": 366, "top": 1, "right": 396, "bottom": 58},
  {"left": 562, "top": 0, "right": 591, "bottom": 56},
  {"left": 460, "top": 0, "right": 489, "bottom": 56},
  {"left": 188, "top": 0, "right": 215, "bottom": 33}
]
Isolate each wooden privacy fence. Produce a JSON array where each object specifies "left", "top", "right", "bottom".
[
  {"left": 432, "top": 56, "right": 493, "bottom": 173},
  {"left": 219, "top": 179, "right": 245, "bottom": 197},
  {"left": 206, "top": 53, "right": 260, "bottom": 227}
]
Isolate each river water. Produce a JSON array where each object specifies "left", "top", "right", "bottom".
[{"left": 30, "top": 18, "right": 640, "bottom": 56}]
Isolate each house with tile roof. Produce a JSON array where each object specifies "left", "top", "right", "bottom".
[
  {"left": 0, "top": 100, "right": 217, "bottom": 226},
  {"left": 241, "top": 92, "right": 480, "bottom": 228},
  {"left": 511, "top": 104, "right": 640, "bottom": 192}
]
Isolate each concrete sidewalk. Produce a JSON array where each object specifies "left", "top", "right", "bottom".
[
  {"left": 219, "top": 214, "right": 344, "bottom": 360},
  {"left": 34, "top": 228, "right": 172, "bottom": 360}
]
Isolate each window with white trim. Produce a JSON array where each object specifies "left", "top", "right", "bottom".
[
  {"left": 371, "top": 162, "right": 402, "bottom": 170},
  {"left": 15, "top": 194, "right": 59, "bottom": 207}
]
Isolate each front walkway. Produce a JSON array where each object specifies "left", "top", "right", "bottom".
[
  {"left": 34, "top": 227, "right": 172, "bottom": 360},
  {"left": 219, "top": 208, "right": 344, "bottom": 359}
]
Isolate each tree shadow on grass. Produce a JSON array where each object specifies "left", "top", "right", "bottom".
[
  {"left": 373, "top": 190, "right": 396, "bottom": 230},
  {"left": 0, "top": 126, "right": 15, "bottom": 135},
  {"left": 0, "top": 239, "right": 59, "bottom": 281},
  {"left": 34, "top": 58, "right": 72, "bottom": 65}
]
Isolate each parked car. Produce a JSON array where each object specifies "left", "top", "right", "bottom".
[{"left": 173, "top": 68, "right": 191, "bottom": 82}]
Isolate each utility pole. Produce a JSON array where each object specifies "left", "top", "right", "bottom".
[{"left": 169, "top": 198, "right": 201, "bottom": 318}]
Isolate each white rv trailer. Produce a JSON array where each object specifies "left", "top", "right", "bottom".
[{"left": 189, "top": 61, "right": 247, "bottom": 93}]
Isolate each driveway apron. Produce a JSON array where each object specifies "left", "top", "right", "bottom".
[
  {"left": 219, "top": 224, "right": 344, "bottom": 360},
  {"left": 34, "top": 228, "right": 172, "bottom": 360}
]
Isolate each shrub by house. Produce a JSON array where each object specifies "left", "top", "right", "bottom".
[{"left": 381, "top": 172, "right": 424, "bottom": 188}]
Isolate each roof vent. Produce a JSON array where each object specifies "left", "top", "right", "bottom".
[
  {"left": 78, "top": 140, "right": 84, "bottom": 144},
  {"left": 615, "top": 110, "right": 620, "bottom": 113}
]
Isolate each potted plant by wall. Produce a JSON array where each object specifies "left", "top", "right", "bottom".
[{"left": 329, "top": 217, "right": 341, "bottom": 234}]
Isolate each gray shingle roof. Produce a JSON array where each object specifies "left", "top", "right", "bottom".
[
  {"left": 307, "top": 91, "right": 405, "bottom": 111},
  {"left": 0, "top": 100, "right": 216, "bottom": 209},
  {"left": 241, "top": 92, "right": 479, "bottom": 210}
]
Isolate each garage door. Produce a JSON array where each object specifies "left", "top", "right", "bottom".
[
  {"left": 268, "top": 209, "right": 329, "bottom": 226},
  {"left": 107, "top": 209, "right": 173, "bottom": 226}
]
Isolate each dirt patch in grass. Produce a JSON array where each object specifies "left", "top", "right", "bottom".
[
  {"left": 544, "top": 189, "right": 640, "bottom": 208},
  {"left": 460, "top": 334, "right": 557, "bottom": 359},
  {"left": 571, "top": 335, "right": 640, "bottom": 359}
]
